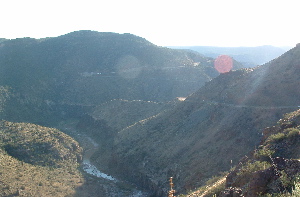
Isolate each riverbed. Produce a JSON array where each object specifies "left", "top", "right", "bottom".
[
  {"left": 82, "top": 137, "right": 116, "bottom": 181},
  {"left": 60, "top": 125, "right": 148, "bottom": 196},
  {"left": 81, "top": 136, "right": 148, "bottom": 197}
]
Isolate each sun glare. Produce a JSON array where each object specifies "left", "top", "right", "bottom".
[{"left": 214, "top": 55, "right": 233, "bottom": 73}]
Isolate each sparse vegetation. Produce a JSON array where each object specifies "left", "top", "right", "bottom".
[
  {"left": 182, "top": 110, "right": 300, "bottom": 197},
  {"left": 179, "top": 173, "right": 227, "bottom": 197},
  {"left": 237, "top": 161, "right": 272, "bottom": 177},
  {"left": 254, "top": 147, "right": 275, "bottom": 160},
  {"left": 285, "top": 128, "right": 299, "bottom": 138},
  {"left": 0, "top": 121, "right": 84, "bottom": 197},
  {"left": 0, "top": 31, "right": 300, "bottom": 196},
  {"left": 259, "top": 175, "right": 300, "bottom": 197},
  {"left": 266, "top": 132, "right": 286, "bottom": 143},
  {"left": 0, "top": 86, "right": 10, "bottom": 114}
]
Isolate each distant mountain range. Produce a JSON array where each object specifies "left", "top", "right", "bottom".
[{"left": 170, "top": 45, "right": 291, "bottom": 67}]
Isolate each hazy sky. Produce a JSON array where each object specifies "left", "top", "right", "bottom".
[{"left": 1, "top": 0, "right": 299, "bottom": 47}]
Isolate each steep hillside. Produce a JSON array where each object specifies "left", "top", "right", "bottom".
[
  {"left": 0, "top": 86, "right": 10, "bottom": 114},
  {"left": 89, "top": 99, "right": 176, "bottom": 131},
  {"left": 185, "top": 109, "right": 300, "bottom": 197},
  {"left": 101, "top": 44, "right": 300, "bottom": 195},
  {"left": 0, "top": 121, "right": 84, "bottom": 197},
  {"left": 0, "top": 30, "right": 228, "bottom": 125},
  {"left": 226, "top": 110, "right": 300, "bottom": 196},
  {"left": 73, "top": 99, "right": 178, "bottom": 178}
]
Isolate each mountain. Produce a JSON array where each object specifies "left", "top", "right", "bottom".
[
  {"left": 171, "top": 45, "right": 290, "bottom": 67},
  {"left": 1, "top": 30, "right": 298, "bottom": 196},
  {"left": 0, "top": 30, "right": 244, "bottom": 196},
  {"left": 0, "top": 30, "right": 241, "bottom": 126},
  {"left": 98, "top": 44, "right": 300, "bottom": 195}
]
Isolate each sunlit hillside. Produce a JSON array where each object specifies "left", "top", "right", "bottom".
[{"left": 0, "top": 121, "right": 84, "bottom": 197}]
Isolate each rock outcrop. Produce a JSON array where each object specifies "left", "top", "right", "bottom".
[
  {"left": 221, "top": 109, "right": 300, "bottom": 197},
  {"left": 224, "top": 157, "right": 300, "bottom": 197}
]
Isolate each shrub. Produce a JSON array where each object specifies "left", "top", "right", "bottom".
[
  {"left": 259, "top": 175, "right": 300, "bottom": 197},
  {"left": 267, "top": 133, "right": 286, "bottom": 144},
  {"left": 254, "top": 148, "right": 275, "bottom": 161},
  {"left": 237, "top": 161, "right": 271, "bottom": 177},
  {"left": 285, "top": 128, "right": 299, "bottom": 138}
]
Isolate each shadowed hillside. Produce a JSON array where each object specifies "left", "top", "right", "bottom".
[
  {"left": 0, "top": 30, "right": 238, "bottom": 126},
  {"left": 185, "top": 109, "right": 300, "bottom": 197},
  {"left": 100, "top": 44, "right": 300, "bottom": 196},
  {"left": 89, "top": 99, "right": 175, "bottom": 131}
]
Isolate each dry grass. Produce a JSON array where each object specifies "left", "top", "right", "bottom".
[
  {"left": 0, "top": 150, "right": 84, "bottom": 196},
  {"left": 180, "top": 174, "right": 227, "bottom": 197}
]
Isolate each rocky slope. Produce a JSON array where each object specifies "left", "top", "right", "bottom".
[
  {"left": 222, "top": 109, "right": 300, "bottom": 196},
  {"left": 100, "top": 44, "right": 300, "bottom": 195},
  {"left": 186, "top": 109, "right": 300, "bottom": 197}
]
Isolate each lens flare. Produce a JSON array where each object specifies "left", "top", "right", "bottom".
[
  {"left": 214, "top": 55, "right": 233, "bottom": 73},
  {"left": 116, "top": 55, "right": 142, "bottom": 79}
]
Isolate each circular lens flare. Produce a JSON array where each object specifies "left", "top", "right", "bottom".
[{"left": 214, "top": 55, "right": 233, "bottom": 73}]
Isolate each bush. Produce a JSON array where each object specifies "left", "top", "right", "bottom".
[
  {"left": 254, "top": 148, "right": 275, "bottom": 161},
  {"left": 237, "top": 161, "right": 271, "bottom": 177},
  {"left": 259, "top": 175, "right": 300, "bottom": 197},
  {"left": 267, "top": 133, "right": 286, "bottom": 144},
  {"left": 285, "top": 128, "right": 299, "bottom": 138}
]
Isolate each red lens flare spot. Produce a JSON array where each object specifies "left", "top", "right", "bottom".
[{"left": 214, "top": 55, "right": 233, "bottom": 73}]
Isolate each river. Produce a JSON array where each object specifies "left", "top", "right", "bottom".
[
  {"left": 81, "top": 136, "right": 147, "bottom": 197},
  {"left": 82, "top": 137, "right": 116, "bottom": 181}
]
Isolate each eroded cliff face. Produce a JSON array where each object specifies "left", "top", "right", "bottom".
[{"left": 99, "top": 45, "right": 300, "bottom": 195}]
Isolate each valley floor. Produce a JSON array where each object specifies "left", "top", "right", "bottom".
[{"left": 60, "top": 124, "right": 149, "bottom": 197}]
